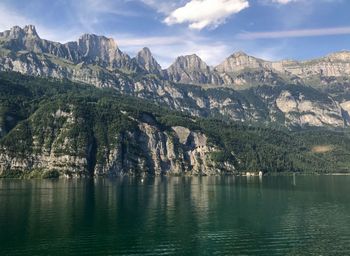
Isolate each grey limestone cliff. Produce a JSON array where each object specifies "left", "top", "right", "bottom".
[{"left": 0, "top": 102, "right": 236, "bottom": 177}]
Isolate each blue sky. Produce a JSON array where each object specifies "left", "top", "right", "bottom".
[{"left": 0, "top": 0, "right": 349, "bottom": 67}]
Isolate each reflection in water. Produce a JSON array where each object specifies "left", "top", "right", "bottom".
[
  {"left": 293, "top": 173, "right": 296, "bottom": 186},
  {"left": 1, "top": 176, "right": 350, "bottom": 255}
]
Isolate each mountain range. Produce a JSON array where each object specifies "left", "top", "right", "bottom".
[
  {"left": 1, "top": 25, "right": 350, "bottom": 128},
  {"left": 2, "top": 25, "right": 350, "bottom": 177}
]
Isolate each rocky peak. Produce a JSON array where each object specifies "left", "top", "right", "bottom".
[
  {"left": 134, "top": 47, "right": 162, "bottom": 74},
  {"left": 138, "top": 47, "right": 152, "bottom": 59},
  {"left": 78, "top": 34, "right": 117, "bottom": 49},
  {"left": 0, "top": 25, "right": 40, "bottom": 40},
  {"left": 232, "top": 51, "right": 249, "bottom": 58},
  {"left": 0, "top": 26, "right": 135, "bottom": 70},
  {"left": 76, "top": 33, "right": 140, "bottom": 71},
  {"left": 23, "top": 25, "right": 39, "bottom": 38},
  {"left": 3, "top": 26, "right": 23, "bottom": 39},
  {"left": 165, "top": 54, "right": 222, "bottom": 85},
  {"left": 215, "top": 51, "right": 269, "bottom": 73},
  {"left": 325, "top": 51, "right": 350, "bottom": 62},
  {"left": 77, "top": 34, "right": 123, "bottom": 64},
  {"left": 169, "top": 54, "right": 210, "bottom": 72},
  {"left": 0, "top": 25, "right": 44, "bottom": 53}
]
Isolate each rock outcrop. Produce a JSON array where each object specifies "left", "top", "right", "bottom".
[
  {"left": 165, "top": 54, "right": 222, "bottom": 85},
  {"left": 134, "top": 47, "right": 162, "bottom": 75},
  {"left": 215, "top": 50, "right": 350, "bottom": 88},
  {"left": 271, "top": 51, "right": 350, "bottom": 78},
  {"left": 0, "top": 103, "right": 235, "bottom": 177},
  {"left": 215, "top": 51, "right": 270, "bottom": 73},
  {"left": 275, "top": 90, "right": 344, "bottom": 127}
]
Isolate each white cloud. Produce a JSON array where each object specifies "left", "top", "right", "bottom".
[
  {"left": 164, "top": 0, "right": 249, "bottom": 30},
  {"left": 237, "top": 26, "right": 350, "bottom": 39}
]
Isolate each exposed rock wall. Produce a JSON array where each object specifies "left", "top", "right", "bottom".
[{"left": 0, "top": 106, "right": 235, "bottom": 177}]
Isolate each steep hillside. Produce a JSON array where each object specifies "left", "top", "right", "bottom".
[{"left": 1, "top": 73, "right": 350, "bottom": 177}]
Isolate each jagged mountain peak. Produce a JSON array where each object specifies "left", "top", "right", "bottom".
[
  {"left": 165, "top": 54, "right": 222, "bottom": 85},
  {"left": 76, "top": 33, "right": 129, "bottom": 67},
  {"left": 136, "top": 47, "right": 155, "bottom": 62},
  {"left": 171, "top": 54, "right": 209, "bottom": 71},
  {"left": 176, "top": 54, "right": 202, "bottom": 60},
  {"left": 0, "top": 25, "right": 138, "bottom": 71},
  {"left": 79, "top": 33, "right": 115, "bottom": 43},
  {"left": 134, "top": 47, "right": 162, "bottom": 74},
  {"left": 215, "top": 51, "right": 268, "bottom": 73},
  {"left": 231, "top": 51, "right": 249, "bottom": 58},
  {"left": 0, "top": 25, "right": 40, "bottom": 40},
  {"left": 78, "top": 33, "right": 118, "bottom": 52},
  {"left": 139, "top": 47, "right": 152, "bottom": 55},
  {"left": 227, "top": 51, "right": 264, "bottom": 61},
  {"left": 23, "top": 25, "right": 39, "bottom": 38}
]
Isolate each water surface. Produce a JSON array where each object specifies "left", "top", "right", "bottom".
[{"left": 1, "top": 176, "right": 350, "bottom": 255}]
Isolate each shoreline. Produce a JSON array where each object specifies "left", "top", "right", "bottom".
[{"left": 2, "top": 171, "right": 350, "bottom": 180}]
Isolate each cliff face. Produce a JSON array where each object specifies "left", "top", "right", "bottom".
[
  {"left": 274, "top": 90, "right": 345, "bottom": 127},
  {"left": 0, "top": 100, "right": 235, "bottom": 177},
  {"left": 0, "top": 50, "right": 132, "bottom": 88},
  {"left": 272, "top": 51, "right": 350, "bottom": 78},
  {"left": 215, "top": 51, "right": 350, "bottom": 88}
]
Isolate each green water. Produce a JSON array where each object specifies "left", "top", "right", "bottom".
[{"left": 1, "top": 176, "right": 350, "bottom": 255}]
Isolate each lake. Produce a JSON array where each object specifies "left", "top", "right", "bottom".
[{"left": 1, "top": 176, "right": 350, "bottom": 255}]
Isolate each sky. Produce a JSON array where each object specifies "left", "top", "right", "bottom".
[{"left": 0, "top": 0, "right": 349, "bottom": 68}]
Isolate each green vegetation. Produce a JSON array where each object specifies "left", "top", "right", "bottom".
[{"left": 1, "top": 71, "right": 350, "bottom": 176}]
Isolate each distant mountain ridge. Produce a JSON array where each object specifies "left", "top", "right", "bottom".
[
  {"left": 1, "top": 25, "right": 350, "bottom": 129},
  {"left": 1, "top": 25, "right": 350, "bottom": 87}
]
